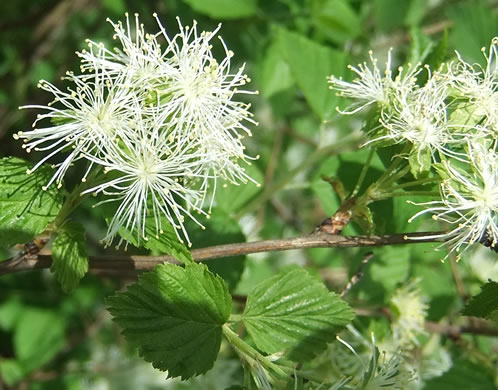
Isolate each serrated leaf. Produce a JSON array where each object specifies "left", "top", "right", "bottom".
[
  {"left": 278, "top": 28, "right": 347, "bottom": 120},
  {"left": 182, "top": 0, "right": 258, "bottom": 19},
  {"left": 14, "top": 309, "right": 66, "bottom": 373},
  {"left": 0, "top": 157, "right": 63, "bottom": 248},
  {"left": 107, "top": 262, "right": 232, "bottom": 379},
  {"left": 51, "top": 222, "right": 89, "bottom": 293},
  {"left": 462, "top": 280, "right": 498, "bottom": 324},
  {"left": 242, "top": 268, "right": 355, "bottom": 361}
]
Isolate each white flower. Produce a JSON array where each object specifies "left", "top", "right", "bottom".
[
  {"left": 391, "top": 279, "right": 428, "bottom": 348},
  {"left": 328, "top": 49, "right": 422, "bottom": 114},
  {"left": 373, "top": 73, "right": 475, "bottom": 166},
  {"left": 82, "top": 109, "right": 209, "bottom": 247},
  {"left": 78, "top": 14, "right": 259, "bottom": 208},
  {"left": 151, "top": 15, "right": 259, "bottom": 190},
  {"left": 408, "top": 142, "right": 498, "bottom": 259},
  {"left": 448, "top": 37, "right": 498, "bottom": 130},
  {"left": 16, "top": 69, "right": 135, "bottom": 189}
]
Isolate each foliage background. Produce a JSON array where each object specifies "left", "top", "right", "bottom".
[{"left": 0, "top": 0, "right": 497, "bottom": 388}]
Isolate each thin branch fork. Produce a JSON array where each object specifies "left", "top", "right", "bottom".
[{"left": 0, "top": 231, "right": 444, "bottom": 276}]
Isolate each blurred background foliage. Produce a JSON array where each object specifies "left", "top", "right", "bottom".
[{"left": 0, "top": 0, "right": 497, "bottom": 388}]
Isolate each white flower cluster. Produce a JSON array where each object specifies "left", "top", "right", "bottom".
[
  {"left": 16, "top": 13, "right": 258, "bottom": 247},
  {"left": 329, "top": 38, "right": 498, "bottom": 259}
]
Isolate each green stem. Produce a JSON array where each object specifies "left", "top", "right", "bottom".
[
  {"left": 351, "top": 147, "right": 375, "bottom": 197},
  {"left": 387, "top": 177, "right": 439, "bottom": 191},
  {"left": 222, "top": 324, "right": 327, "bottom": 385},
  {"left": 388, "top": 191, "right": 440, "bottom": 198}
]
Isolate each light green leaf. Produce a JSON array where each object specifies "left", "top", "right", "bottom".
[
  {"left": 408, "top": 27, "right": 434, "bottom": 66},
  {"left": 462, "top": 281, "right": 498, "bottom": 324},
  {"left": 0, "top": 298, "right": 23, "bottom": 331},
  {"left": 448, "top": 4, "right": 498, "bottom": 65},
  {"left": 0, "top": 157, "right": 63, "bottom": 248},
  {"left": 14, "top": 309, "right": 66, "bottom": 373},
  {"left": 374, "top": 0, "right": 410, "bottom": 32},
  {"left": 182, "top": 0, "right": 258, "bottom": 19},
  {"left": 278, "top": 28, "right": 347, "bottom": 120},
  {"left": 242, "top": 268, "right": 355, "bottom": 361},
  {"left": 260, "top": 39, "right": 294, "bottom": 99},
  {"left": 215, "top": 162, "right": 263, "bottom": 214},
  {"left": 408, "top": 146, "right": 431, "bottom": 179},
  {"left": 107, "top": 262, "right": 232, "bottom": 379},
  {"left": 51, "top": 222, "right": 89, "bottom": 293},
  {"left": 0, "top": 359, "right": 25, "bottom": 386},
  {"left": 310, "top": 0, "right": 361, "bottom": 44}
]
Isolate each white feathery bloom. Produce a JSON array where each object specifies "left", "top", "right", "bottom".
[
  {"left": 374, "top": 73, "right": 473, "bottom": 166},
  {"left": 390, "top": 279, "right": 428, "bottom": 348},
  {"left": 151, "top": 15, "right": 259, "bottom": 185},
  {"left": 449, "top": 37, "right": 498, "bottom": 130},
  {"left": 78, "top": 13, "right": 171, "bottom": 84},
  {"left": 16, "top": 69, "right": 135, "bottom": 189},
  {"left": 78, "top": 14, "right": 259, "bottom": 203},
  {"left": 328, "top": 49, "right": 422, "bottom": 114},
  {"left": 408, "top": 142, "right": 498, "bottom": 259},
  {"left": 335, "top": 332, "right": 416, "bottom": 390},
  {"left": 82, "top": 110, "right": 209, "bottom": 247},
  {"left": 17, "top": 14, "right": 259, "bottom": 248}
]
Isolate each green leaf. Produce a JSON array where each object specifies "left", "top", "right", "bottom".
[
  {"left": 0, "top": 157, "right": 63, "bottom": 248},
  {"left": 215, "top": 162, "right": 263, "bottom": 214},
  {"left": 0, "top": 359, "right": 25, "bottom": 386},
  {"left": 101, "top": 0, "right": 126, "bottom": 14},
  {"left": 242, "top": 267, "right": 355, "bottom": 361},
  {"left": 423, "top": 358, "right": 496, "bottom": 390},
  {"left": 260, "top": 39, "right": 294, "bottom": 99},
  {"left": 107, "top": 262, "right": 232, "bottom": 379},
  {"left": 408, "top": 27, "right": 434, "bottom": 66},
  {"left": 14, "top": 309, "right": 66, "bottom": 373},
  {"left": 182, "top": 0, "right": 258, "bottom": 19},
  {"left": 408, "top": 146, "right": 431, "bottom": 179},
  {"left": 187, "top": 209, "right": 246, "bottom": 291},
  {"left": 51, "top": 222, "right": 89, "bottom": 293},
  {"left": 118, "top": 215, "right": 193, "bottom": 263},
  {"left": 374, "top": 0, "right": 410, "bottom": 32},
  {"left": 447, "top": 4, "right": 498, "bottom": 65},
  {"left": 278, "top": 28, "right": 347, "bottom": 120},
  {"left": 404, "top": 0, "right": 429, "bottom": 26},
  {"left": 310, "top": 0, "right": 361, "bottom": 44},
  {"left": 0, "top": 297, "right": 23, "bottom": 331},
  {"left": 462, "top": 280, "right": 498, "bottom": 324}
]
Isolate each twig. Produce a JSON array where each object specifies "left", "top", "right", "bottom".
[
  {"left": 340, "top": 252, "right": 374, "bottom": 297},
  {"left": 0, "top": 231, "right": 444, "bottom": 276}
]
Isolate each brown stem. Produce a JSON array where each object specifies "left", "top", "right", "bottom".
[{"left": 0, "top": 231, "right": 443, "bottom": 276}]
